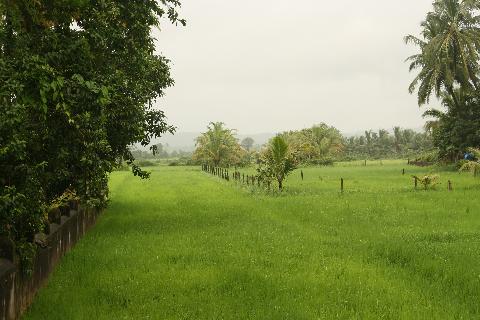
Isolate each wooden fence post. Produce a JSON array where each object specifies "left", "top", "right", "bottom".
[
  {"left": 341, "top": 178, "right": 344, "bottom": 193},
  {"left": 301, "top": 170, "right": 304, "bottom": 181}
]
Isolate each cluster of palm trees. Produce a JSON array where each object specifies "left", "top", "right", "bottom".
[
  {"left": 344, "top": 127, "right": 433, "bottom": 159},
  {"left": 406, "top": 0, "right": 480, "bottom": 160}
]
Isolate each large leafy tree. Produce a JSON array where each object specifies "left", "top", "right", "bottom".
[
  {"left": 0, "top": 0, "right": 183, "bottom": 265},
  {"left": 194, "top": 122, "right": 244, "bottom": 166}
]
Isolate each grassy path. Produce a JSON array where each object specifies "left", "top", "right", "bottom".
[{"left": 24, "top": 163, "right": 480, "bottom": 319}]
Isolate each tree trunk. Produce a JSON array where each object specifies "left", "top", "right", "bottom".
[{"left": 278, "top": 179, "right": 283, "bottom": 190}]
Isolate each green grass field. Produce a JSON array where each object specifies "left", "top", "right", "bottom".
[{"left": 24, "top": 161, "right": 480, "bottom": 319}]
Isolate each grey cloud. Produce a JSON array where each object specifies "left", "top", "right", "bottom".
[{"left": 153, "top": 0, "right": 436, "bottom": 134}]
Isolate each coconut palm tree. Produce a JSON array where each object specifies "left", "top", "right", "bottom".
[
  {"left": 405, "top": 0, "right": 480, "bottom": 106},
  {"left": 257, "top": 136, "right": 297, "bottom": 190},
  {"left": 194, "top": 122, "right": 242, "bottom": 166}
]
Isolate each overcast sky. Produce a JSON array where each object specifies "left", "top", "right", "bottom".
[{"left": 153, "top": 0, "right": 436, "bottom": 135}]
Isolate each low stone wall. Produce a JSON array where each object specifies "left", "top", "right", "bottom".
[{"left": 0, "top": 205, "right": 101, "bottom": 320}]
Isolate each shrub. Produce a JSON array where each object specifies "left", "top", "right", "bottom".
[
  {"left": 456, "top": 159, "right": 469, "bottom": 170},
  {"left": 0, "top": 1, "right": 183, "bottom": 268},
  {"left": 412, "top": 174, "right": 440, "bottom": 190},
  {"left": 459, "top": 148, "right": 480, "bottom": 177}
]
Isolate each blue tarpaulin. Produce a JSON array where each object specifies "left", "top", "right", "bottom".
[{"left": 465, "top": 153, "right": 475, "bottom": 161}]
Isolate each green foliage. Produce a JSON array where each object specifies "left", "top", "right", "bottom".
[
  {"left": 257, "top": 136, "right": 297, "bottom": 190},
  {"left": 0, "top": 187, "right": 44, "bottom": 273},
  {"left": 459, "top": 160, "right": 480, "bottom": 176},
  {"left": 405, "top": 0, "right": 480, "bottom": 106},
  {"left": 0, "top": 0, "right": 183, "bottom": 264},
  {"left": 49, "top": 189, "right": 79, "bottom": 210},
  {"left": 424, "top": 90, "right": 480, "bottom": 160},
  {"left": 413, "top": 150, "right": 440, "bottom": 163},
  {"left": 194, "top": 122, "right": 245, "bottom": 166},
  {"left": 279, "top": 123, "right": 344, "bottom": 164}
]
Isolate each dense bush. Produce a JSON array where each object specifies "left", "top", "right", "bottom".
[{"left": 0, "top": 1, "right": 183, "bottom": 267}]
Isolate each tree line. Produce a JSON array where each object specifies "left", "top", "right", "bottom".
[
  {"left": 344, "top": 128, "right": 433, "bottom": 160},
  {"left": 193, "top": 122, "right": 434, "bottom": 165},
  {"left": 193, "top": 122, "right": 436, "bottom": 190}
]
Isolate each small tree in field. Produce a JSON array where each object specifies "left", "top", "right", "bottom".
[
  {"left": 194, "top": 122, "right": 243, "bottom": 166},
  {"left": 257, "top": 136, "right": 297, "bottom": 190}
]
